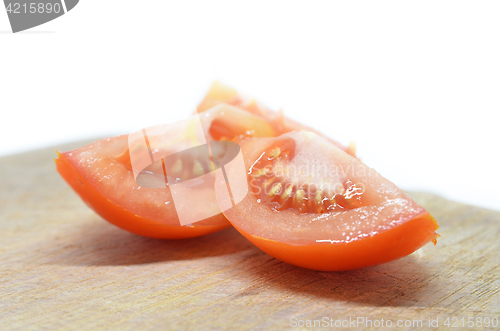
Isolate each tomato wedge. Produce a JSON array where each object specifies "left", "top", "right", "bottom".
[
  {"left": 197, "top": 81, "right": 356, "bottom": 156},
  {"left": 215, "top": 131, "right": 439, "bottom": 271},
  {"left": 56, "top": 105, "right": 281, "bottom": 238},
  {"left": 56, "top": 134, "right": 231, "bottom": 238}
]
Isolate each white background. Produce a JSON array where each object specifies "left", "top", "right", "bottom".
[{"left": 1, "top": 1, "right": 499, "bottom": 211}]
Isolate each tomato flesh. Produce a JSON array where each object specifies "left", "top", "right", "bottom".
[
  {"left": 248, "top": 140, "right": 368, "bottom": 214},
  {"left": 203, "top": 104, "right": 277, "bottom": 141},
  {"left": 55, "top": 138, "right": 229, "bottom": 239},
  {"left": 216, "top": 131, "right": 439, "bottom": 270}
]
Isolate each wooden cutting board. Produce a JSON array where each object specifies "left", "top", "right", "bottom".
[{"left": 0, "top": 140, "right": 498, "bottom": 330}]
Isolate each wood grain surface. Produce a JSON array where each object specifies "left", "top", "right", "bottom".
[{"left": 0, "top": 140, "right": 499, "bottom": 331}]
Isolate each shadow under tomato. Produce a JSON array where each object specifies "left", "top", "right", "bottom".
[
  {"left": 44, "top": 216, "right": 435, "bottom": 308},
  {"left": 238, "top": 253, "right": 435, "bottom": 308},
  {"left": 47, "top": 217, "right": 254, "bottom": 266}
]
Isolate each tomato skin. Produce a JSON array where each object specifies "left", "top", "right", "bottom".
[
  {"left": 231, "top": 212, "right": 438, "bottom": 271},
  {"left": 56, "top": 151, "right": 230, "bottom": 239},
  {"left": 216, "top": 131, "right": 440, "bottom": 271}
]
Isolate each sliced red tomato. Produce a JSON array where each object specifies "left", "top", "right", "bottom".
[
  {"left": 56, "top": 83, "right": 350, "bottom": 239},
  {"left": 56, "top": 134, "right": 232, "bottom": 238},
  {"left": 215, "top": 131, "right": 439, "bottom": 271},
  {"left": 56, "top": 106, "right": 281, "bottom": 238},
  {"left": 200, "top": 103, "right": 277, "bottom": 141},
  {"left": 197, "top": 81, "right": 357, "bottom": 156}
]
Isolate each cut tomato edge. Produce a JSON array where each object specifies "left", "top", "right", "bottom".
[
  {"left": 229, "top": 212, "right": 439, "bottom": 271},
  {"left": 55, "top": 150, "right": 230, "bottom": 239}
]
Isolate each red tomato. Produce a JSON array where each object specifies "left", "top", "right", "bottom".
[
  {"left": 56, "top": 83, "right": 354, "bottom": 239},
  {"left": 197, "top": 81, "right": 357, "bottom": 156},
  {"left": 56, "top": 106, "right": 279, "bottom": 239},
  {"left": 56, "top": 135, "right": 231, "bottom": 239},
  {"left": 215, "top": 131, "right": 439, "bottom": 271}
]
